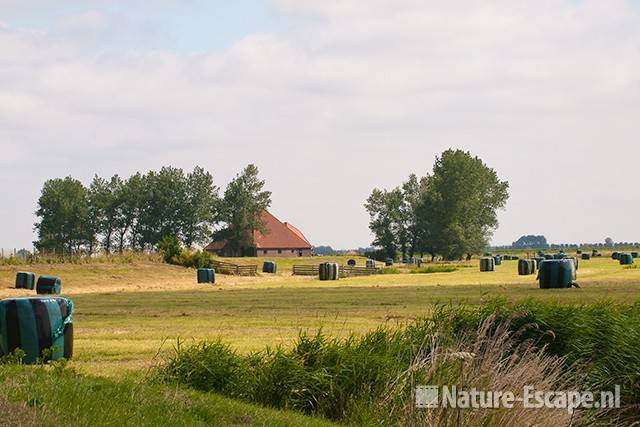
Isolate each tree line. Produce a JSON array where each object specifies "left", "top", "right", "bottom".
[
  {"left": 34, "top": 164, "right": 271, "bottom": 255},
  {"left": 365, "top": 149, "right": 509, "bottom": 260}
]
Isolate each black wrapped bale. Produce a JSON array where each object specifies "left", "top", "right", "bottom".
[
  {"left": 197, "top": 268, "right": 215, "bottom": 283},
  {"left": 553, "top": 253, "right": 566, "bottom": 260},
  {"left": 319, "top": 262, "right": 339, "bottom": 281},
  {"left": 518, "top": 259, "right": 535, "bottom": 275},
  {"left": 385, "top": 258, "right": 394, "bottom": 266},
  {"left": 493, "top": 256, "right": 502, "bottom": 266},
  {"left": 480, "top": 257, "right": 495, "bottom": 272},
  {"left": 619, "top": 253, "right": 634, "bottom": 265},
  {"left": 631, "top": 252, "right": 639, "bottom": 259},
  {"left": 612, "top": 252, "right": 620, "bottom": 260},
  {"left": 577, "top": 250, "right": 582, "bottom": 255},
  {"left": 15, "top": 272, "right": 36, "bottom": 290},
  {"left": 0, "top": 296, "right": 74, "bottom": 363},
  {"left": 365, "top": 260, "right": 376, "bottom": 268},
  {"left": 592, "top": 250, "right": 600, "bottom": 257},
  {"left": 483, "top": 252, "right": 493, "bottom": 257},
  {"left": 347, "top": 259, "right": 356, "bottom": 267},
  {"left": 538, "top": 260, "right": 576, "bottom": 289},
  {"left": 262, "top": 261, "right": 277, "bottom": 274},
  {"left": 36, "top": 276, "right": 61, "bottom": 295},
  {"left": 581, "top": 253, "right": 591, "bottom": 260}
]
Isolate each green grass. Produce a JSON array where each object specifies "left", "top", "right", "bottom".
[{"left": 0, "top": 365, "right": 335, "bottom": 427}]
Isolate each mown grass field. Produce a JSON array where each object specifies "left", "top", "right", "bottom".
[{"left": 1, "top": 254, "right": 639, "bottom": 377}]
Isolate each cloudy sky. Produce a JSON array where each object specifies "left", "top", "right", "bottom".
[{"left": 1, "top": 0, "right": 639, "bottom": 251}]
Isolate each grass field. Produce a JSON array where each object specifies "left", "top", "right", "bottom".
[{"left": 2, "top": 254, "right": 639, "bottom": 377}]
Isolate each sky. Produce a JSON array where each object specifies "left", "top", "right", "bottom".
[{"left": 1, "top": 0, "right": 639, "bottom": 251}]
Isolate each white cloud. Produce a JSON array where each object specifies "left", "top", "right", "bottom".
[{"left": 1, "top": 1, "right": 640, "bottom": 249}]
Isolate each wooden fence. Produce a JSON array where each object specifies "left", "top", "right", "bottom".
[
  {"left": 292, "top": 264, "right": 380, "bottom": 278},
  {"left": 211, "top": 260, "right": 257, "bottom": 276}
]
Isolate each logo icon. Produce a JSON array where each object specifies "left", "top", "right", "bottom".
[{"left": 416, "top": 385, "right": 439, "bottom": 408}]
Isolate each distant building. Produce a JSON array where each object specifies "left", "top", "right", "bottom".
[{"left": 205, "top": 211, "right": 313, "bottom": 257}]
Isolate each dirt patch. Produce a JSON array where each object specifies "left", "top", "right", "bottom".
[{"left": 0, "top": 397, "right": 41, "bottom": 426}]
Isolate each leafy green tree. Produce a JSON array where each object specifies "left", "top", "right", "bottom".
[
  {"left": 34, "top": 177, "right": 91, "bottom": 254},
  {"left": 420, "top": 149, "right": 509, "bottom": 259},
  {"left": 181, "top": 167, "right": 219, "bottom": 248},
  {"left": 114, "top": 173, "right": 143, "bottom": 252},
  {"left": 364, "top": 188, "right": 404, "bottom": 259},
  {"left": 88, "top": 174, "right": 124, "bottom": 254},
  {"left": 216, "top": 164, "right": 271, "bottom": 256}
]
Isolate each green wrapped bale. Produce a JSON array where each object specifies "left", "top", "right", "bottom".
[
  {"left": 36, "top": 276, "right": 61, "bottom": 295},
  {"left": 619, "top": 253, "right": 634, "bottom": 265},
  {"left": 518, "top": 259, "right": 535, "bottom": 275},
  {"left": 365, "top": 260, "right": 376, "bottom": 268},
  {"left": 631, "top": 252, "right": 639, "bottom": 259},
  {"left": 480, "top": 257, "right": 495, "bottom": 272},
  {"left": 538, "top": 260, "right": 576, "bottom": 289},
  {"left": 319, "top": 262, "right": 339, "bottom": 281},
  {"left": 15, "top": 272, "right": 36, "bottom": 290},
  {"left": 532, "top": 257, "right": 544, "bottom": 269},
  {"left": 553, "top": 253, "right": 566, "bottom": 260},
  {"left": 493, "top": 256, "right": 502, "bottom": 266},
  {"left": 197, "top": 268, "right": 215, "bottom": 283},
  {"left": 581, "top": 253, "right": 591, "bottom": 260},
  {"left": 0, "top": 296, "right": 73, "bottom": 363},
  {"left": 262, "top": 261, "right": 277, "bottom": 274}
]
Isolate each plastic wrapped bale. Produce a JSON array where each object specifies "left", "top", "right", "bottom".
[
  {"left": 347, "top": 259, "right": 356, "bottom": 267},
  {"left": 15, "top": 272, "right": 36, "bottom": 290},
  {"left": 533, "top": 257, "right": 545, "bottom": 268},
  {"left": 518, "top": 259, "right": 535, "bottom": 275},
  {"left": 319, "top": 263, "right": 339, "bottom": 281},
  {"left": 581, "top": 253, "right": 591, "bottom": 260},
  {"left": 538, "top": 259, "right": 576, "bottom": 289},
  {"left": 262, "top": 261, "right": 277, "bottom": 274},
  {"left": 553, "top": 253, "right": 567, "bottom": 260},
  {"left": 544, "top": 254, "right": 553, "bottom": 260},
  {"left": 0, "top": 297, "right": 74, "bottom": 363},
  {"left": 619, "top": 253, "right": 634, "bottom": 265},
  {"left": 592, "top": 250, "right": 600, "bottom": 257},
  {"left": 480, "top": 257, "right": 495, "bottom": 272},
  {"left": 483, "top": 252, "right": 493, "bottom": 257},
  {"left": 493, "top": 256, "right": 502, "bottom": 266},
  {"left": 612, "top": 252, "right": 620, "bottom": 260},
  {"left": 577, "top": 250, "right": 582, "bottom": 255},
  {"left": 631, "top": 252, "right": 639, "bottom": 259},
  {"left": 365, "top": 260, "right": 376, "bottom": 268},
  {"left": 385, "top": 258, "right": 394, "bottom": 266},
  {"left": 36, "top": 276, "right": 61, "bottom": 295},
  {"left": 197, "top": 268, "right": 215, "bottom": 283}
]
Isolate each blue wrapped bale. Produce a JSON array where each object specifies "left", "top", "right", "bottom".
[
  {"left": 619, "top": 253, "right": 634, "bottom": 265},
  {"left": 197, "top": 268, "right": 215, "bottom": 283},
  {"left": 518, "top": 259, "right": 536, "bottom": 275},
  {"left": 480, "top": 257, "right": 495, "bottom": 272},
  {"left": 319, "top": 263, "right": 339, "bottom": 281},
  {"left": 262, "top": 261, "right": 277, "bottom": 274},
  {"left": 0, "top": 296, "right": 73, "bottom": 363},
  {"left": 538, "top": 260, "right": 576, "bottom": 289},
  {"left": 36, "top": 276, "right": 61, "bottom": 295},
  {"left": 493, "top": 256, "right": 502, "bottom": 266},
  {"left": 15, "top": 272, "right": 36, "bottom": 290}
]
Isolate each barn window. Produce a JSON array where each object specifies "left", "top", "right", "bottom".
[{"left": 278, "top": 249, "right": 282, "bottom": 254}]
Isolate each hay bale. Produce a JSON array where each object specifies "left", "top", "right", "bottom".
[
  {"left": 385, "top": 258, "right": 394, "bottom": 266},
  {"left": 518, "top": 259, "right": 535, "bottom": 275},
  {"left": 568, "top": 256, "right": 579, "bottom": 271},
  {"left": 532, "top": 257, "right": 545, "bottom": 269},
  {"left": 576, "top": 250, "right": 582, "bottom": 255},
  {"left": 15, "top": 272, "right": 36, "bottom": 290},
  {"left": 319, "top": 262, "right": 339, "bottom": 281},
  {"left": 480, "top": 257, "right": 495, "bottom": 272},
  {"left": 0, "top": 297, "right": 73, "bottom": 363},
  {"left": 36, "top": 276, "right": 61, "bottom": 295},
  {"left": 262, "top": 261, "right": 277, "bottom": 274},
  {"left": 538, "top": 259, "right": 576, "bottom": 289},
  {"left": 592, "top": 250, "right": 600, "bottom": 257},
  {"left": 493, "top": 255, "right": 502, "bottom": 266},
  {"left": 619, "top": 253, "right": 634, "bottom": 265},
  {"left": 631, "top": 252, "right": 639, "bottom": 259},
  {"left": 553, "top": 253, "right": 566, "bottom": 260},
  {"left": 612, "top": 252, "right": 620, "bottom": 260},
  {"left": 365, "top": 259, "right": 376, "bottom": 268},
  {"left": 581, "top": 253, "right": 591, "bottom": 260},
  {"left": 197, "top": 268, "right": 215, "bottom": 283},
  {"left": 347, "top": 259, "right": 356, "bottom": 267},
  {"left": 483, "top": 252, "right": 493, "bottom": 257}
]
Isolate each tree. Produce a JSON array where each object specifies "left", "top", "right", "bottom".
[
  {"left": 605, "top": 237, "right": 614, "bottom": 247},
  {"left": 421, "top": 149, "right": 509, "bottom": 259},
  {"left": 512, "top": 235, "right": 548, "bottom": 249},
  {"left": 34, "top": 177, "right": 91, "bottom": 254},
  {"left": 181, "top": 167, "right": 219, "bottom": 248},
  {"left": 215, "top": 164, "right": 271, "bottom": 256},
  {"left": 114, "top": 173, "right": 143, "bottom": 252},
  {"left": 88, "top": 174, "right": 123, "bottom": 254},
  {"left": 364, "top": 188, "right": 403, "bottom": 258}
]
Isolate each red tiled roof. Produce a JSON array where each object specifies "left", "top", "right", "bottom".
[
  {"left": 254, "top": 211, "right": 311, "bottom": 249},
  {"left": 204, "top": 211, "right": 312, "bottom": 251}
]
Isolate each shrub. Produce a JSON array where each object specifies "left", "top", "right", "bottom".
[{"left": 408, "top": 265, "right": 458, "bottom": 274}]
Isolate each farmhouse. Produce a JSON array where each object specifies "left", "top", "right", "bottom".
[{"left": 205, "top": 211, "right": 313, "bottom": 257}]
